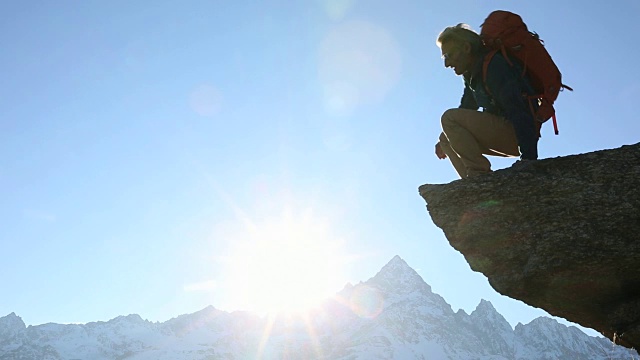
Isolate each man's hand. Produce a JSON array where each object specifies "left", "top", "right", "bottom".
[{"left": 435, "top": 142, "right": 447, "bottom": 159}]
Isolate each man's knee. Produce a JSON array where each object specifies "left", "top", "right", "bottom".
[{"left": 441, "top": 108, "right": 462, "bottom": 130}]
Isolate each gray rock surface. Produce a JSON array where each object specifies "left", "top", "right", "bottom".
[{"left": 419, "top": 143, "right": 640, "bottom": 350}]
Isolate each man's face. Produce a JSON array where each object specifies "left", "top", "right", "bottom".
[{"left": 441, "top": 41, "right": 471, "bottom": 76}]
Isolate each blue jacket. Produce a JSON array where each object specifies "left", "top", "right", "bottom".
[{"left": 460, "top": 52, "right": 538, "bottom": 160}]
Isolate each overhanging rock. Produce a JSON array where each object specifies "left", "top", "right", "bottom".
[{"left": 419, "top": 143, "right": 640, "bottom": 350}]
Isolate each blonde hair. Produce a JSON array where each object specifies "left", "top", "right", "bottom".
[{"left": 436, "top": 23, "right": 483, "bottom": 52}]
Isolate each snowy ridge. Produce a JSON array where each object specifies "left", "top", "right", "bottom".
[{"left": 1, "top": 256, "right": 637, "bottom": 359}]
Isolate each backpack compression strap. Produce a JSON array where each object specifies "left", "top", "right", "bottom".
[{"left": 482, "top": 49, "right": 556, "bottom": 136}]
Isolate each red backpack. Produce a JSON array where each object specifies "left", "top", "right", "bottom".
[{"left": 480, "top": 10, "right": 572, "bottom": 135}]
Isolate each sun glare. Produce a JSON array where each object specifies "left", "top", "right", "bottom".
[{"left": 223, "top": 206, "right": 347, "bottom": 315}]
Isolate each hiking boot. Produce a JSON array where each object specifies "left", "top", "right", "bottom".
[{"left": 511, "top": 158, "right": 536, "bottom": 169}]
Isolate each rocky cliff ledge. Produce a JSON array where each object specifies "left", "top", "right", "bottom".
[{"left": 419, "top": 143, "right": 640, "bottom": 350}]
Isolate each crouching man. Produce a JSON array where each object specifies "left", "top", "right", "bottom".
[{"left": 435, "top": 24, "right": 539, "bottom": 178}]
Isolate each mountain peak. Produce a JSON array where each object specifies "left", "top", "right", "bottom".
[
  {"left": 367, "top": 255, "right": 432, "bottom": 296},
  {"left": 470, "top": 299, "right": 510, "bottom": 329},
  {"left": 388, "top": 254, "right": 406, "bottom": 265},
  {"left": 0, "top": 312, "right": 25, "bottom": 326},
  {"left": 164, "top": 305, "right": 227, "bottom": 335},
  {"left": 379, "top": 255, "right": 419, "bottom": 278},
  {"left": 192, "top": 305, "right": 221, "bottom": 319},
  {"left": 111, "top": 313, "right": 144, "bottom": 323},
  {"left": 476, "top": 299, "right": 496, "bottom": 311},
  {"left": 0, "top": 312, "right": 26, "bottom": 337},
  {"left": 98, "top": 313, "right": 152, "bottom": 330}
]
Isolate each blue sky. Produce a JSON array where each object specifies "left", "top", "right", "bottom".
[{"left": 2, "top": 0, "right": 638, "bottom": 337}]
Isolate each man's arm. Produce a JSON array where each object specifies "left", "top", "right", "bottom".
[{"left": 435, "top": 142, "right": 446, "bottom": 159}]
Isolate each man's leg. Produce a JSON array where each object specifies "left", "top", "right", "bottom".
[
  {"left": 441, "top": 108, "right": 520, "bottom": 177},
  {"left": 439, "top": 132, "right": 467, "bottom": 178}
]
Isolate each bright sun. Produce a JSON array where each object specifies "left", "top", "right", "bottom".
[{"left": 223, "top": 206, "right": 347, "bottom": 315}]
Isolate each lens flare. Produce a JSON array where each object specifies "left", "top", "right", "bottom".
[
  {"left": 320, "top": 0, "right": 356, "bottom": 21},
  {"left": 349, "top": 285, "right": 384, "bottom": 319},
  {"left": 318, "top": 20, "right": 402, "bottom": 116}
]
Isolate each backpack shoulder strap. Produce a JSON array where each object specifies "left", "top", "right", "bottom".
[
  {"left": 482, "top": 48, "right": 515, "bottom": 96},
  {"left": 482, "top": 49, "right": 499, "bottom": 96}
]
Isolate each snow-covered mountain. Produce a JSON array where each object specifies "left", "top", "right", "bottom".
[{"left": 1, "top": 256, "right": 637, "bottom": 359}]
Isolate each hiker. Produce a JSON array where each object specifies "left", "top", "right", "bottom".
[{"left": 435, "top": 23, "right": 539, "bottom": 178}]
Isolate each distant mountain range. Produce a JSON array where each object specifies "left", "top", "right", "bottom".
[{"left": 1, "top": 256, "right": 638, "bottom": 359}]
